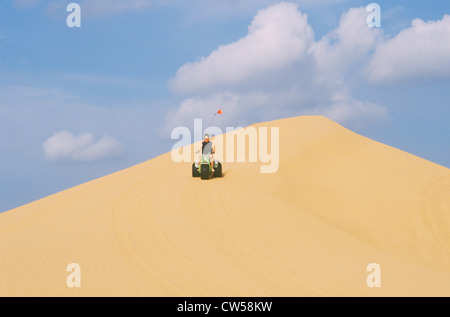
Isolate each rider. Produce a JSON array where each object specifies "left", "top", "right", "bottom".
[{"left": 198, "top": 133, "right": 215, "bottom": 172}]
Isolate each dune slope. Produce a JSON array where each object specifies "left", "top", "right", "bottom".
[{"left": 0, "top": 116, "right": 449, "bottom": 296}]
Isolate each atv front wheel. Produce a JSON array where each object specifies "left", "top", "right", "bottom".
[{"left": 200, "top": 164, "right": 210, "bottom": 180}]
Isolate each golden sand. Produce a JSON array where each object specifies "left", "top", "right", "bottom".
[{"left": 1, "top": 116, "right": 449, "bottom": 296}]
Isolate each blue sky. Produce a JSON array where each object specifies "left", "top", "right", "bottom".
[{"left": 1, "top": 0, "right": 449, "bottom": 212}]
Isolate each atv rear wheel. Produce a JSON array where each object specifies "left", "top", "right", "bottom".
[
  {"left": 192, "top": 163, "right": 200, "bottom": 177},
  {"left": 214, "top": 162, "right": 222, "bottom": 178}
]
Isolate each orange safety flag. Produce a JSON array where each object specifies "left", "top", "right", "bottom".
[{"left": 213, "top": 108, "right": 223, "bottom": 116}]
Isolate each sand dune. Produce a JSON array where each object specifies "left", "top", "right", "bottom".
[{"left": 0, "top": 115, "right": 449, "bottom": 296}]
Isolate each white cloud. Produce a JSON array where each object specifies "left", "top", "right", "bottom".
[
  {"left": 166, "top": 3, "right": 387, "bottom": 131},
  {"left": 43, "top": 131, "right": 125, "bottom": 162},
  {"left": 315, "top": 90, "right": 389, "bottom": 129},
  {"left": 368, "top": 15, "right": 450, "bottom": 83},
  {"left": 310, "top": 7, "right": 382, "bottom": 79},
  {"left": 169, "top": 2, "right": 314, "bottom": 95}
]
